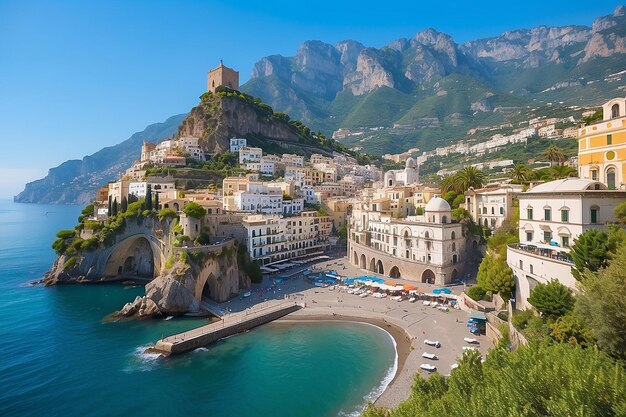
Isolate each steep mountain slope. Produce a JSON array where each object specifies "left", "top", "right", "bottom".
[
  {"left": 241, "top": 6, "right": 626, "bottom": 154},
  {"left": 15, "top": 114, "right": 186, "bottom": 204}
]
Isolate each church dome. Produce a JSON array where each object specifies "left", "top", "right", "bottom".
[
  {"left": 405, "top": 157, "right": 416, "bottom": 169},
  {"left": 425, "top": 196, "right": 451, "bottom": 212}
]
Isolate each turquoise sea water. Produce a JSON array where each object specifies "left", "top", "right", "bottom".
[{"left": 0, "top": 200, "right": 395, "bottom": 417}]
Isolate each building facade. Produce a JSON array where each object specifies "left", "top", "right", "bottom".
[
  {"left": 506, "top": 178, "right": 626, "bottom": 310},
  {"left": 578, "top": 97, "right": 626, "bottom": 189},
  {"left": 465, "top": 184, "right": 522, "bottom": 230},
  {"left": 348, "top": 197, "right": 467, "bottom": 285},
  {"left": 207, "top": 61, "right": 239, "bottom": 93}
]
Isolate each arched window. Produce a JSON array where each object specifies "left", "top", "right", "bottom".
[
  {"left": 452, "top": 242, "right": 456, "bottom": 251},
  {"left": 442, "top": 215, "right": 447, "bottom": 224},
  {"left": 482, "top": 207, "right": 487, "bottom": 214},
  {"left": 607, "top": 167, "right": 616, "bottom": 189},
  {"left": 499, "top": 207, "right": 504, "bottom": 215},
  {"left": 491, "top": 207, "right": 495, "bottom": 215},
  {"left": 451, "top": 231, "right": 456, "bottom": 239},
  {"left": 612, "top": 103, "right": 620, "bottom": 119},
  {"left": 425, "top": 231, "right": 430, "bottom": 239}
]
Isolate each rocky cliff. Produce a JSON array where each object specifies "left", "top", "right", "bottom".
[
  {"left": 15, "top": 114, "right": 186, "bottom": 204},
  {"left": 242, "top": 6, "right": 626, "bottom": 154},
  {"left": 45, "top": 209, "right": 253, "bottom": 318}
]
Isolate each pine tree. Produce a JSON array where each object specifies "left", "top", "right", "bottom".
[
  {"left": 107, "top": 195, "right": 112, "bottom": 215},
  {"left": 121, "top": 196, "right": 128, "bottom": 213},
  {"left": 111, "top": 198, "right": 118, "bottom": 216},
  {"left": 527, "top": 280, "right": 574, "bottom": 319},
  {"left": 154, "top": 192, "right": 159, "bottom": 210}
]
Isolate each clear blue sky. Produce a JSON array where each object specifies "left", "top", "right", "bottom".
[{"left": 0, "top": 0, "right": 621, "bottom": 197}]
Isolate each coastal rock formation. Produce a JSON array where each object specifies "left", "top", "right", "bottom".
[{"left": 45, "top": 213, "right": 253, "bottom": 318}]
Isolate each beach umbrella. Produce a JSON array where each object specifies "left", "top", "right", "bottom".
[
  {"left": 385, "top": 281, "right": 397, "bottom": 286},
  {"left": 403, "top": 284, "right": 415, "bottom": 291}
]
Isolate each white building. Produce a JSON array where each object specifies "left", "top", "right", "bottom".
[
  {"left": 239, "top": 147, "right": 263, "bottom": 164},
  {"left": 259, "top": 157, "right": 276, "bottom": 176},
  {"left": 348, "top": 197, "right": 467, "bottom": 284},
  {"left": 281, "top": 154, "right": 304, "bottom": 167},
  {"left": 383, "top": 158, "right": 420, "bottom": 187},
  {"left": 242, "top": 211, "right": 332, "bottom": 265},
  {"left": 506, "top": 178, "right": 626, "bottom": 310},
  {"left": 179, "top": 136, "right": 205, "bottom": 161},
  {"left": 230, "top": 138, "right": 247, "bottom": 153},
  {"left": 465, "top": 184, "right": 523, "bottom": 229}
]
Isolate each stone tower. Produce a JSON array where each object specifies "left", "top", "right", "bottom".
[{"left": 207, "top": 60, "right": 239, "bottom": 93}]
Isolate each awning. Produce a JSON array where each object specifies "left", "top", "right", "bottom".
[{"left": 469, "top": 311, "right": 487, "bottom": 321}]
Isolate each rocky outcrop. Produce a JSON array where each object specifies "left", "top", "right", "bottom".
[{"left": 114, "top": 241, "right": 252, "bottom": 318}]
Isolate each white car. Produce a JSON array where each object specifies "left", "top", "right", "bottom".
[
  {"left": 451, "top": 363, "right": 459, "bottom": 370},
  {"left": 424, "top": 339, "right": 441, "bottom": 348},
  {"left": 464, "top": 337, "right": 479, "bottom": 344},
  {"left": 359, "top": 292, "right": 368, "bottom": 298},
  {"left": 421, "top": 352, "right": 438, "bottom": 360},
  {"left": 409, "top": 297, "right": 417, "bottom": 302},
  {"left": 420, "top": 364, "right": 437, "bottom": 372}
]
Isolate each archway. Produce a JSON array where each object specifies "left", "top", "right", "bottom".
[
  {"left": 612, "top": 103, "right": 620, "bottom": 118},
  {"left": 104, "top": 236, "right": 157, "bottom": 279},
  {"left": 353, "top": 251, "right": 358, "bottom": 265},
  {"left": 607, "top": 167, "right": 616, "bottom": 189},
  {"left": 360, "top": 254, "right": 366, "bottom": 269},
  {"left": 451, "top": 269, "right": 458, "bottom": 281},
  {"left": 376, "top": 260, "right": 384, "bottom": 275},
  {"left": 369, "top": 258, "right": 376, "bottom": 272},
  {"left": 389, "top": 266, "right": 401, "bottom": 278},
  {"left": 422, "top": 269, "right": 435, "bottom": 284}
]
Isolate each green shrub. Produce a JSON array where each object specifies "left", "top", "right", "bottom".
[
  {"left": 512, "top": 309, "right": 535, "bottom": 330},
  {"left": 165, "top": 255, "right": 175, "bottom": 269},
  {"left": 157, "top": 208, "right": 178, "bottom": 221},
  {"left": 56, "top": 229, "right": 76, "bottom": 240},
  {"left": 80, "top": 238, "right": 99, "bottom": 251},
  {"left": 63, "top": 256, "right": 78, "bottom": 270},
  {"left": 467, "top": 285, "right": 486, "bottom": 301},
  {"left": 497, "top": 311, "right": 509, "bottom": 322},
  {"left": 83, "top": 220, "right": 102, "bottom": 231},
  {"left": 179, "top": 251, "right": 189, "bottom": 264},
  {"left": 183, "top": 201, "right": 206, "bottom": 219}
]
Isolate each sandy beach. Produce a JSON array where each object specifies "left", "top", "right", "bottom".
[{"left": 215, "top": 255, "right": 491, "bottom": 409}]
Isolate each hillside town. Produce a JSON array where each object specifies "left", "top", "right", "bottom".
[{"left": 86, "top": 64, "right": 626, "bottom": 318}]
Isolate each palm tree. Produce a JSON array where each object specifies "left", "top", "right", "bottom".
[
  {"left": 440, "top": 175, "right": 457, "bottom": 194},
  {"left": 544, "top": 145, "right": 566, "bottom": 167},
  {"left": 456, "top": 166, "right": 486, "bottom": 192},
  {"left": 511, "top": 164, "right": 532, "bottom": 183},
  {"left": 542, "top": 165, "right": 577, "bottom": 181}
]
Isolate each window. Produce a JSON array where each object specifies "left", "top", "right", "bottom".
[
  {"left": 519, "top": 260, "right": 524, "bottom": 270},
  {"left": 452, "top": 242, "right": 456, "bottom": 251},
  {"left": 612, "top": 103, "right": 620, "bottom": 118},
  {"left": 500, "top": 207, "right": 504, "bottom": 215},
  {"left": 526, "top": 231, "right": 533, "bottom": 242},
  {"left": 442, "top": 215, "right": 447, "bottom": 224},
  {"left": 561, "top": 210, "right": 569, "bottom": 222},
  {"left": 591, "top": 170, "right": 598, "bottom": 181},
  {"left": 608, "top": 134, "right": 613, "bottom": 145},
  {"left": 607, "top": 167, "right": 616, "bottom": 190},
  {"left": 544, "top": 208, "right": 551, "bottom": 221},
  {"left": 451, "top": 231, "right": 456, "bottom": 239},
  {"left": 482, "top": 207, "right": 487, "bottom": 214},
  {"left": 543, "top": 231, "right": 552, "bottom": 243},
  {"left": 491, "top": 207, "right": 495, "bottom": 215},
  {"left": 527, "top": 208, "right": 533, "bottom": 220},
  {"left": 530, "top": 265, "right": 534, "bottom": 274},
  {"left": 591, "top": 207, "right": 598, "bottom": 224},
  {"left": 562, "top": 236, "right": 569, "bottom": 247}
]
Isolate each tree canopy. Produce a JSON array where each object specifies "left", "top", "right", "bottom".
[
  {"left": 570, "top": 229, "right": 611, "bottom": 280},
  {"left": 476, "top": 254, "right": 514, "bottom": 299},
  {"left": 363, "top": 343, "right": 625, "bottom": 417},
  {"left": 543, "top": 144, "right": 566, "bottom": 166},
  {"left": 182, "top": 201, "right": 207, "bottom": 219},
  {"left": 527, "top": 279, "right": 574, "bottom": 319},
  {"left": 440, "top": 166, "right": 485, "bottom": 194},
  {"left": 576, "top": 244, "right": 626, "bottom": 361}
]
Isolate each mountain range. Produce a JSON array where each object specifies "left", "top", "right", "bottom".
[
  {"left": 16, "top": 5, "right": 626, "bottom": 204},
  {"left": 242, "top": 5, "right": 626, "bottom": 153}
]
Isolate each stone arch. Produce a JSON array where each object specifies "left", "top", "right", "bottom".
[
  {"left": 360, "top": 254, "right": 367, "bottom": 269},
  {"left": 104, "top": 235, "right": 162, "bottom": 279},
  {"left": 389, "top": 265, "right": 401, "bottom": 278},
  {"left": 422, "top": 269, "right": 435, "bottom": 284},
  {"left": 369, "top": 258, "right": 377, "bottom": 272},
  {"left": 376, "top": 260, "right": 384, "bottom": 275},
  {"left": 353, "top": 251, "right": 358, "bottom": 265},
  {"left": 606, "top": 166, "right": 616, "bottom": 189},
  {"left": 612, "top": 103, "right": 620, "bottom": 118},
  {"left": 451, "top": 269, "right": 458, "bottom": 281}
]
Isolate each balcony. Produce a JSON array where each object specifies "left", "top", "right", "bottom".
[{"left": 508, "top": 243, "right": 573, "bottom": 265}]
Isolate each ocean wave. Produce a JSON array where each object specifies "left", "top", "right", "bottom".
[
  {"left": 123, "top": 345, "right": 164, "bottom": 373},
  {"left": 193, "top": 347, "right": 209, "bottom": 353}
]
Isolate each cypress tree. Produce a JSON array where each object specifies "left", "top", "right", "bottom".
[
  {"left": 154, "top": 192, "right": 159, "bottom": 210},
  {"left": 108, "top": 195, "right": 112, "bottom": 215},
  {"left": 121, "top": 196, "right": 128, "bottom": 213},
  {"left": 146, "top": 184, "right": 152, "bottom": 210},
  {"left": 111, "top": 198, "right": 118, "bottom": 216}
]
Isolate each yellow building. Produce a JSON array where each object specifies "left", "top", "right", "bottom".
[{"left": 578, "top": 97, "right": 626, "bottom": 189}]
